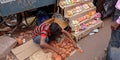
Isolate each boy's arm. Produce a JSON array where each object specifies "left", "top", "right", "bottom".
[
  {"left": 40, "top": 36, "right": 60, "bottom": 53},
  {"left": 111, "top": 16, "right": 120, "bottom": 30},
  {"left": 62, "top": 29, "right": 77, "bottom": 48}
]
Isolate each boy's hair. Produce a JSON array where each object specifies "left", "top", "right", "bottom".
[{"left": 50, "top": 22, "right": 62, "bottom": 38}]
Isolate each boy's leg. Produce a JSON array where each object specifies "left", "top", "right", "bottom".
[
  {"left": 33, "top": 36, "right": 40, "bottom": 44},
  {"left": 33, "top": 36, "right": 49, "bottom": 48}
]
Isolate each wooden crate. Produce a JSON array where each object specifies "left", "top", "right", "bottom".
[
  {"left": 59, "top": 0, "right": 93, "bottom": 17},
  {"left": 44, "top": 18, "right": 68, "bottom": 29},
  {"left": 69, "top": 7, "right": 96, "bottom": 20},
  {"left": 74, "top": 20, "right": 104, "bottom": 42}
]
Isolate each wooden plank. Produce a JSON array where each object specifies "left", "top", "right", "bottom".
[
  {"left": 29, "top": 50, "right": 52, "bottom": 60},
  {"left": 64, "top": 7, "right": 96, "bottom": 19},
  {"left": 74, "top": 20, "right": 103, "bottom": 42},
  {"left": 16, "top": 45, "right": 40, "bottom": 60},
  {"left": 12, "top": 40, "right": 38, "bottom": 55},
  {"left": 54, "top": 18, "right": 67, "bottom": 29},
  {"left": 11, "top": 40, "right": 41, "bottom": 60},
  {"left": 59, "top": 0, "right": 93, "bottom": 9},
  {"left": 44, "top": 18, "right": 67, "bottom": 29},
  {"left": 80, "top": 20, "right": 103, "bottom": 39}
]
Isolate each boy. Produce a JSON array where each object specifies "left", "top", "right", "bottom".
[{"left": 32, "top": 19, "right": 76, "bottom": 54}]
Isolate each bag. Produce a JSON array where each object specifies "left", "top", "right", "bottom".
[
  {"left": 102, "top": 0, "right": 117, "bottom": 18},
  {"left": 36, "top": 11, "right": 49, "bottom": 26}
]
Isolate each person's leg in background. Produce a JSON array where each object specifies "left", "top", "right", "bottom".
[{"left": 107, "top": 9, "right": 120, "bottom": 60}]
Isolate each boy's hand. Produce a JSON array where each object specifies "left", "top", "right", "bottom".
[
  {"left": 54, "top": 48, "right": 61, "bottom": 54},
  {"left": 74, "top": 43, "right": 77, "bottom": 48},
  {"left": 111, "top": 22, "right": 120, "bottom": 30},
  {"left": 72, "top": 41, "right": 77, "bottom": 48}
]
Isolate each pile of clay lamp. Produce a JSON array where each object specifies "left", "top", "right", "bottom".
[{"left": 50, "top": 37, "right": 84, "bottom": 60}]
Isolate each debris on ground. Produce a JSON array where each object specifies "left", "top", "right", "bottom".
[
  {"left": 15, "top": 30, "right": 33, "bottom": 45},
  {"left": 0, "top": 36, "right": 16, "bottom": 60},
  {"left": 0, "top": 27, "right": 12, "bottom": 32},
  {"left": 89, "top": 29, "right": 99, "bottom": 36}
]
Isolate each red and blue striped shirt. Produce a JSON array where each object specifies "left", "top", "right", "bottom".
[{"left": 32, "top": 23, "right": 51, "bottom": 38}]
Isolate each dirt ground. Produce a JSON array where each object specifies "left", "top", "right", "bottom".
[
  {"left": 67, "top": 17, "right": 112, "bottom": 60},
  {"left": 2, "top": 17, "right": 112, "bottom": 60}
]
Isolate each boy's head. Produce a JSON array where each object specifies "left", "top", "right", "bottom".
[{"left": 50, "top": 22, "right": 62, "bottom": 38}]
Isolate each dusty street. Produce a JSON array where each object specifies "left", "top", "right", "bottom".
[
  {"left": 67, "top": 17, "right": 112, "bottom": 60},
  {"left": 0, "top": 17, "right": 112, "bottom": 60}
]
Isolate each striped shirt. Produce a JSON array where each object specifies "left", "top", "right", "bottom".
[{"left": 32, "top": 23, "right": 51, "bottom": 38}]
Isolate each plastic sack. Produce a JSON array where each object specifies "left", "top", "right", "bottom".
[
  {"left": 36, "top": 10, "right": 49, "bottom": 26},
  {"left": 102, "top": 0, "right": 117, "bottom": 18}
]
